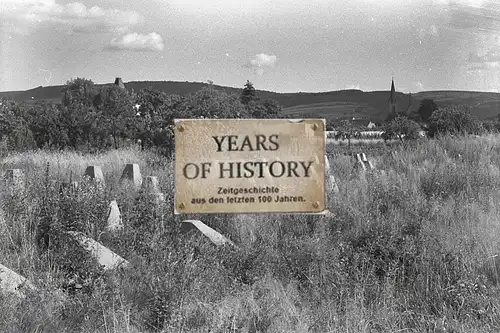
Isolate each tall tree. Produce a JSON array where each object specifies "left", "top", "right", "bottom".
[
  {"left": 262, "top": 99, "right": 282, "bottom": 118},
  {"left": 245, "top": 98, "right": 283, "bottom": 119},
  {"left": 134, "top": 87, "right": 183, "bottom": 152},
  {"left": 61, "top": 77, "right": 98, "bottom": 107},
  {"left": 382, "top": 115, "right": 421, "bottom": 143},
  {"left": 429, "top": 105, "right": 481, "bottom": 137},
  {"left": 417, "top": 98, "right": 438, "bottom": 122},
  {"left": 0, "top": 99, "right": 36, "bottom": 150},
  {"left": 25, "top": 101, "right": 68, "bottom": 149},
  {"left": 240, "top": 80, "right": 259, "bottom": 105},
  {"left": 335, "top": 119, "right": 359, "bottom": 149},
  {"left": 96, "top": 85, "right": 135, "bottom": 149},
  {"left": 185, "top": 87, "right": 249, "bottom": 119},
  {"left": 0, "top": 99, "right": 20, "bottom": 141}
]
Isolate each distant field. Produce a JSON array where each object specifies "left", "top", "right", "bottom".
[
  {"left": 326, "top": 138, "right": 389, "bottom": 146},
  {"left": 326, "top": 138, "right": 397, "bottom": 156},
  {"left": 282, "top": 101, "right": 382, "bottom": 123}
]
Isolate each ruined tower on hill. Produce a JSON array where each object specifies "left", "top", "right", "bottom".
[{"left": 114, "top": 77, "right": 125, "bottom": 89}]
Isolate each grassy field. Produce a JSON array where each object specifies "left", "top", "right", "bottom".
[{"left": 1, "top": 135, "right": 500, "bottom": 332}]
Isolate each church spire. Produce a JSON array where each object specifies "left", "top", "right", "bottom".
[
  {"left": 389, "top": 77, "right": 396, "bottom": 104},
  {"left": 388, "top": 77, "right": 397, "bottom": 115}
]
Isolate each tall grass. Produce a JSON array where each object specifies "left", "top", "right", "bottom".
[{"left": 1, "top": 135, "right": 500, "bottom": 332}]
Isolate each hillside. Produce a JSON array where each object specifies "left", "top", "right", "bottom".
[
  {"left": 2, "top": 81, "right": 500, "bottom": 123},
  {"left": 280, "top": 90, "right": 500, "bottom": 123}
]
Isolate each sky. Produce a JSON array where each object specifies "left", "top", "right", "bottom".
[{"left": 1, "top": 0, "right": 500, "bottom": 93}]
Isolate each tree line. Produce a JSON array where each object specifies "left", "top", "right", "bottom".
[
  {"left": 0, "top": 79, "right": 282, "bottom": 155},
  {"left": 1, "top": 79, "right": 498, "bottom": 154},
  {"left": 334, "top": 98, "right": 495, "bottom": 144},
  {"left": 381, "top": 98, "right": 492, "bottom": 142}
]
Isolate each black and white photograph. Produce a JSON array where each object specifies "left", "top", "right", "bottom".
[{"left": 1, "top": 0, "right": 500, "bottom": 332}]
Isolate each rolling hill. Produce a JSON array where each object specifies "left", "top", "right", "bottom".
[{"left": 2, "top": 80, "right": 500, "bottom": 124}]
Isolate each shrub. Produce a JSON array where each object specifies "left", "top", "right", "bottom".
[
  {"left": 418, "top": 98, "right": 439, "bottom": 122},
  {"left": 428, "top": 105, "right": 482, "bottom": 137},
  {"left": 382, "top": 115, "right": 421, "bottom": 142}
]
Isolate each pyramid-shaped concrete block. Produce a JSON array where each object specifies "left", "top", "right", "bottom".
[
  {"left": 120, "top": 164, "right": 142, "bottom": 187},
  {"left": 106, "top": 200, "right": 123, "bottom": 232},
  {"left": 4, "top": 169, "right": 25, "bottom": 193},
  {"left": 142, "top": 176, "right": 160, "bottom": 194},
  {"left": 327, "top": 174, "right": 339, "bottom": 194},
  {"left": 0, "top": 263, "right": 36, "bottom": 298},
  {"left": 66, "top": 231, "right": 129, "bottom": 270},
  {"left": 354, "top": 153, "right": 374, "bottom": 171},
  {"left": 83, "top": 166, "right": 105, "bottom": 184},
  {"left": 181, "top": 220, "right": 236, "bottom": 247}
]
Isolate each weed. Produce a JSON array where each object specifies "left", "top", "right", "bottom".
[{"left": 1, "top": 136, "right": 500, "bottom": 332}]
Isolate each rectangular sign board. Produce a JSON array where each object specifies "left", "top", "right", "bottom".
[{"left": 174, "top": 118, "right": 325, "bottom": 214}]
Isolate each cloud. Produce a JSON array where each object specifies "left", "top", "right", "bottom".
[
  {"left": 435, "top": 0, "right": 500, "bottom": 76},
  {"left": 255, "top": 68, "right": 265, "bottom": 76},
  {"left": 106, "top": 32, "right": 165, "bottom": 52},
  {"left": 467, "top": 46, "right": 500, "bottom": 70},
  {"left": 469, "top": 46, "right": 500, "bottom": 63},
  {"left": 468, "top": 63, "right": 500, "bottom": 71},
  {"left": 0, "top": 0, "right": 143, "bottom": 35},
  {"left": 437, "top": 0, "right": 500, "bottom": 72},
  {"left": 434, "top": 0, "right": 486, "bottom": 7},
  {"left": 437, "top": 0, "right": 500, "bottom": 36},
  {"left": 416, "top": 81, "right": 425, "bottom": 91},
  {"left": 249, "top": 53, "right": 277, "bottom": 67},
  {"left": 244, "top": 53, "right": 277, "bottom": 75},
  {"left": 467, "top": 61, "right": 500, "bottom": 71},
  {"left": 417, "top": 24, "right": 440, "bottom": 42}
]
